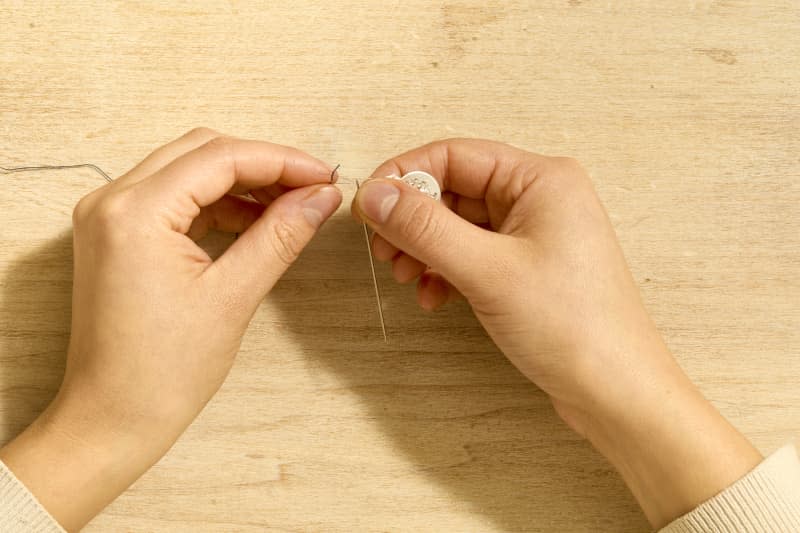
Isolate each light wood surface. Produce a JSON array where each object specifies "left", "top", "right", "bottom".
[{"left": 1, "top": 2, "right": 798, "bottom": 531}]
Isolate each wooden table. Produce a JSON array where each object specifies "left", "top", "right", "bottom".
[{"left": 1, "top": 2, "right": 798, "bottom": 531}]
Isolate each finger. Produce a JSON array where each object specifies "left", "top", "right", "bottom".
[
  {"left": 206, "top": 184, "right": 342, "bottom": 306},
  {"left": 232, "top": 165, "right": 339, "bottom": 198},
  {"left": 366, "top": 138, "right": 546, "bottom": 200},
  {"left": 417, "top": 271, "right": 462, "bottom": 311},
  {"left": 248, "top": 182, "right": 293, "bottom": 205},
  {"left": 117, "top": 127, "right": 222, "bottom": 186},
  {"left": 442, "top": 191, "right": 489, "bottom": 224},
  {"left": 355, "top": 191, "right": 489, "bottom": 228},
  {"left": 442, "top": 192, "right": 489, "bottom": 224},
  {"left": 391, "top": 253, "right": 427, "bottom": 283},
  {"left": 361, "top": 139, "right": 554, "bottom": 232},
  {"left": 249, "top": 188, "right": 275, "bottom": 207},
  {"left": 186, "top": 195, "right": 265, "bottom": 241},
  {"left": 229, "top": 181, "right": 292, "bottom": 198},
  {"left": 371, "top": 233, "right": 399, "bottom": 261},
  {"left": 353, "top": 178, "right": 512, "bottom": 294},
  {"left": 137, "top": 137, "right": 335, "bottom": 232}
]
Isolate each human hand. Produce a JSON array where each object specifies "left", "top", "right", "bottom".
[
  {"left": 353, "top": 139, "right": 664, "bottom": 420},
  {"left": 352, "top": 139, "right": 760, "bottom": 527},
  {"left": 0, "top": 128, "right": 342, "bottom": 531}
]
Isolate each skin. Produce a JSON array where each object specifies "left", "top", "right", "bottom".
[{"left": 0, "top": 133, "right": 761, "bottom": 531}]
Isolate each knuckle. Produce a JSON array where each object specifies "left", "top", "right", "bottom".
[
  {"left": 552, "top": 156, "right": 588, "bottom": 179},
  {"left": 72, "top": 192, "right": 97, "bottom": 226},
  {"left": 553, "top": 155, "right": 580, "bottom": 167},
  {"left": 201, "top": 135, "right": 236, "bottom": 167},
  {"left": 185, "top": 126, "right": 220, "bottom": 141},
  {"left": 541, "top": 156, "right": 591, "bottom": 193},
  {"left": 75, "top": 191, "right": 135, "bottom": 245},
  {"left": 204, "top": 134, "right": 234, "bottom": 151},
  {"left": 93, "top": 193, "right": 129, "bottom": 225},
  {"left": 268, "top": 218, "right": 306, "bottom": 266}
]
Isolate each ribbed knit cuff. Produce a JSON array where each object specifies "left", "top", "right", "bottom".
[
  {"left": 0, "top": 460, "right": 64, "bottom": 533},
  {"left": 660, "top": 443, "right": 800, "bottom": 533}
]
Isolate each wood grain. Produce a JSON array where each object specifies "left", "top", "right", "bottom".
[{"left": 1, "top": 1, "right": 798, "bottom": 531}]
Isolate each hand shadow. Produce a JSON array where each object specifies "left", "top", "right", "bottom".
[
  {"left": 266, "top": 210, "right": 648, "bottom": 532},
  {"left": 0, "top": 231, "right": 72, "bottom": 444},
  {"left": 0, "top": 204, "right": 648, "bottom": 531}
]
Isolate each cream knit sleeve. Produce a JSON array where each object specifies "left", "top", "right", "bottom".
[
  {"left": 660, "top": 443, "right": 800, "bottom": 533},
  {"left": 1, "top": 446, "right": 799, "bottom": 532},
  {"left": 0, "top": 460, "right": 64, "bottom": 533}
]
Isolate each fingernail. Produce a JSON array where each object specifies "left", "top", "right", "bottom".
[
  {"left": 302, "top": 186, "right": 341, "bottom": 228},
  {"left": 358, "top": 180, "right": 399, "bottom": 223}
]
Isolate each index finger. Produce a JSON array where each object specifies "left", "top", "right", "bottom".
[
  {"left": 367, "top": 138, "right": 545, "bottom": 199},
  {"left": 137, "top": 136, "right": 335, "bottom": 215}
]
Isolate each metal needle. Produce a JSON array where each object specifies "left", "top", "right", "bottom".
[{"left": 355, "top": 180, "right": 388, "bottom": 343}]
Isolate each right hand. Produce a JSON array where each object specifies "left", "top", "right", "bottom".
[{"left": 352, "top": 139, "right": 761, "bottom": 528}]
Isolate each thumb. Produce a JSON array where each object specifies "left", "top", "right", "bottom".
[
  {"left": 208, "top": 184, "right": 342, "bottom": 307},
  {"left": 354, "top": 178, "right": 505, "bottom": 293}
]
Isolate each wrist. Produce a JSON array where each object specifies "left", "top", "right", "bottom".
[
  {"left": 0, "top": 389, "right": 172, "bottom": 531},
  {"left": 575, "top": 346, "right": 762, "bottom": 528}
]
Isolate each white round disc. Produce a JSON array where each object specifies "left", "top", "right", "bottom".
[{"left": 397, "top": 170, "right": 441, "bottom": 201}]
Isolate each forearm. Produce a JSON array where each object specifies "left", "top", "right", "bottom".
[
  {"left": 0, "top": 391, "right": 172, "bottom": 532},
  {"left": 582, "top": 344, "right": 762, "bottom": 528}
]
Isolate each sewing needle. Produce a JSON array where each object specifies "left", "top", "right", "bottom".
[{"left": 355, "top": 180, "right": 388, "bottom": 343}]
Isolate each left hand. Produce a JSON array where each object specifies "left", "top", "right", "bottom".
[{"left": 0, "top": 128, "right": 342, "bottom": 531}]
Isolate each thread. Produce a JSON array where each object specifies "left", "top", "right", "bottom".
[{"left": 0, "top": 163, "right": 113, "bottom": 182}]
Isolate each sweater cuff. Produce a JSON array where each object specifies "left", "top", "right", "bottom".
[
  {"left": 659, "top": 443, "right": 800, "bottom": 533},
  {"left": 0, "top": 460, "right": 64, "bottom": 533}
]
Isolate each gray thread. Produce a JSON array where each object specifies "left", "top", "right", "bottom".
[
  {"left": 2, "top": 162, "right": 389, "bottom": 340},
  {"left": 1, "top": 163, "right": 113, "bottom": 182}
]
